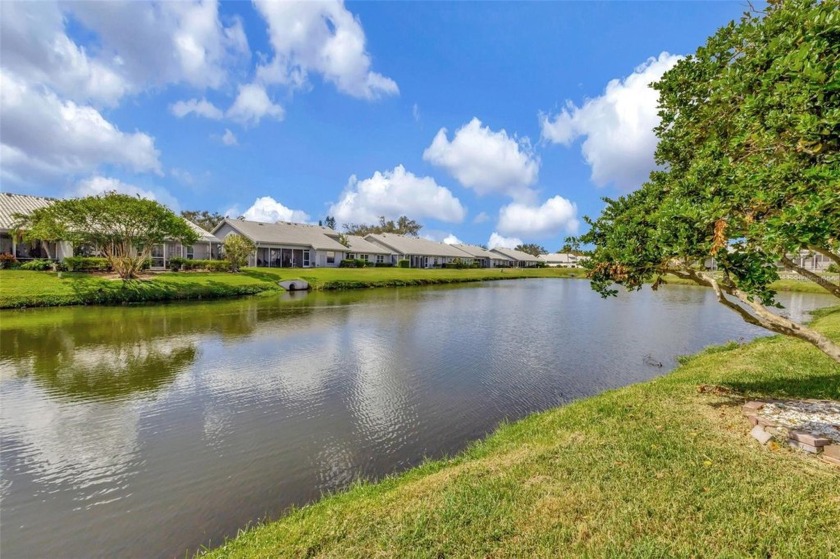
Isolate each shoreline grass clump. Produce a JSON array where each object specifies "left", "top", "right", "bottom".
[{"left": 201, "top": 308, "right": 840, "bottom": 558}]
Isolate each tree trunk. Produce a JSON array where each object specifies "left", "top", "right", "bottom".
[{"left": 686, "top": 270, "right": 840, "bottom": 364}]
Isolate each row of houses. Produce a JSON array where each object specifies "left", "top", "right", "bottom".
[
  {"left": 213, "top": 218, "right": 550, "bottom": 269},
  {"left": 0, "top": 193, "right": 575, "bottom": 270}
]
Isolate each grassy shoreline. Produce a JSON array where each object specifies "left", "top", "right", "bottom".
[
  {"left": 202, "top": 308, "right": 840, "bottom": 558},
  {"left": 0, "top": 268, "right": 585, "bottom": 309},
  {"left": 0, "top": 267, "right": 833, "bottom": 309}
]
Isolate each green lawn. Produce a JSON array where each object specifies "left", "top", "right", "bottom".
[
  {"left": 0, "top": 267, "right": 585, "bottom": 308},
  {"left": 203, "top": 309, "right": 840, "bottom": 559}
]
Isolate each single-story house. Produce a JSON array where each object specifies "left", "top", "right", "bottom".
[
  {"left": 489, "top": 247, "right": 542, "bottom": 268},
  {"left": 0, "top": 193, "right": 72, "bottom": 261},
  {"left": 212, "top": 218, "right": 347, "bottom": 268},
  {"left": 366, "top": 233, "right": 474, "bottom": 268},
  {"left": 344, "top": 235, "right": 396, "bottom": 265},
  {"left": 451, "top": 243, "right": 512, "bottom": 268},
  {"left": 540, "top": 252, "right": 587, "bottom": 268},
  {"left": 148, "top": 220, "right": 222, "bottom": 270},
  {"left": 782, "top": 250, "right": 835, "bottom": 273}
]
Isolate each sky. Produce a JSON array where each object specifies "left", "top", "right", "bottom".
[{"left": 0, "top": 1, "right": 751, "bottom": 250}]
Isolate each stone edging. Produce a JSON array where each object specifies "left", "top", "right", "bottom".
[{"left": 742, "top": 400, "right": 840, "bottom": 467}]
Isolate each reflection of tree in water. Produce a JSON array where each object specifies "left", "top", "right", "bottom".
[{"left": 28, "top": 344, "right": 198, "bottom": 402}]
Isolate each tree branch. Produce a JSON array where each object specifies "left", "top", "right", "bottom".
[
  {"left": 780, "top": 256, "right": 840, "bottom": 298},
  {"left": 807, "top": 246, "right": 840, "bottom": 267}
]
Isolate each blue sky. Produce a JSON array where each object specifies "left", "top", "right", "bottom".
[{"left": 1, "top": 1, "right": 749, "bottom": 249}]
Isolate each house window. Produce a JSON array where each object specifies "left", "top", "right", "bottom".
[
  {"left": 362, "top": 254, "right": 369, "bottom": 262},
  {"left": 186, "top": 245, "right": 194, "bottom": 259},
  {"left": 327, "top": 251, "right": 335, "bottom": 264},
  {"left": 348, "top": 253, "right": 356, "bottom": 260},
  {"left": 376, "top": 254, "right": 384, "bottom": 264},
  {"left": 303, "top": 250, "right": 311, "bottom": 267}
]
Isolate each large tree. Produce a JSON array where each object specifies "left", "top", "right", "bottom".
[
  {"left": 181, "top": 210, "right": 225, "bottom": 232},
  {"left": 514, "top": 244, "right": 547, "bottom": 257},
  {"left": 344, "top": 215, "right": 423, "bottom": 237},
  {"left": 578, "top": 0, "right": 840, "bottom": 363},
  {"left": 19, "top": 193, "right": 198, "bottom": 280}
]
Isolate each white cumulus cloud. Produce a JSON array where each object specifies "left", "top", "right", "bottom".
[
  {"left": 68, "top": 0, "right": 250, "bottom": 92},
  {"left": 540, "top": 52, "right": 682, "bottom": 190},
  {"left": 253, "top": 0, "right": 398, "bottom": 100},
  {"left": 497, "top": 196, "right": 579, "bottom": 239},
  {"left": 0, "top": 2, "right": 128, "bottom": 106},
  {"left": 170, "top": 98, "right": 224, "bottom": 119},
  {"left": 221, "top": 129, "right": 238, "bottom": 146},
  {"left": 487, "top": 232, "right": 522, "bottom": 250},
  {"left": 226, "top": 83, "right": 284, "bottom": 126},
  {"left": 241, "top": 196, "right": 310, "bottom": 223},
  {"left": 329, "top": 165, "right": 466, "bottom": 225},
  {"left": 442, "top": 234, "right": 462, "bottom": 245},
  {"left": 0, "top": 70, "right": 161, "bottom": 185},
  {"left": 423, "top": 118, "right": 539, "bottom": 200}
]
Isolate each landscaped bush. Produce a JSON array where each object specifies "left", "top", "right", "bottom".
[
  {"left": 63, "top": 257, "right": 111, "bottom": 272},
  {"left": 0, "top": 253, "right": 19, "bottom": 269},
  {"left": 374, "top": 262, "right": 394, "bottom": 267},
  {"left": 168, "top": 257, "right": 187, "bottom": 271},
  {"left": 19, "top": 259, "right": 54, "bottom": 271},
  {"left": 443, "top": 258, "right": 470, "bottom": 269},
  {"left": 355, "top": 259, "right": 368, "bottom": 268},
  {"left": 828, "top": 263, "right": 839, "bottom": 274},
  {"left": 397, "top": 259, "right": 410, "bottom": 268},
  {"left": 168, "top": 257, "right": 229, "bottom": 272},
  {"left": 339, "top": 259, "right": 358, "bottom": 268}
]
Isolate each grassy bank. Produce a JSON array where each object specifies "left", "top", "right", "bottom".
[
  {"left": 204, "top": 309, "right": 840, "bottom": 558},
  {"left": 0, "top": 268, "right": 585, "bottom": 308},
  {"left": 660, "top": 273, "right": 839, "bottom": 294}
]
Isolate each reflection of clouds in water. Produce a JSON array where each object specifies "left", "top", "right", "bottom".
[
  {"left": 0, "top": 381, "right": 140, "bottom": 500},
  {"left": 170, "top": 314, "right": 348, "bottom": 449},
  {"left": 347, "top": 330, "right": 417, "bottom": 445}
]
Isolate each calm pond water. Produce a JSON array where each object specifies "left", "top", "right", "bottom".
[{"left": 0, "top": 279, "right": 834, "bottom": 558}]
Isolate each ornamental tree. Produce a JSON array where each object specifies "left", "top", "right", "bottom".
[
  {"left": 578, "top": 0, "right": 840, "bottom": 363},
  {"left": 18, "top": 192, "right": 198, "bottom": 280},
  {"left": 222, "top": 233, "right": 255, "bottom": 272}
]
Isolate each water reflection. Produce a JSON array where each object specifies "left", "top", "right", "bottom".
[{"left": 0, "top": 281, "right": 834, "bottom": 559}]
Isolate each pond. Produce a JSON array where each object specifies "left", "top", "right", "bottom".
[{"left": 0, "top": 279, "right": 833, "bottom": 558}]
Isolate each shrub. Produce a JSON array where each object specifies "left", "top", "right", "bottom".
[
  {"left": 63, "top": 257, "right": 111, "bottom": 272},
  {"left": 355, "top": 259, "right": 368, "bottom": 268},
  {"left": 169, "top": 257, "right": 187, "bottom": 271},
  {"left": 19, "top": 259, "right": 54, "bottom": 271},
  {"left": 828, "top": 263, "right": 839, "bottom": 274},
  {"left": 397, "top": 259, "right": 410, "bottom": 268},
  {"left": 0, "top": 253, "right": 19, "bottom": 269},
  {"left": 339, "top": 259, "right": 358, "bottom": 268},
  {"left": 223, "top": 234, "right": 255, "bottom": 272},
  {"left": 204, "top": 260, "right": 230, "bottom": 272},
  {"left": 374, "top": 262, "right": 394, "bottom": 267}
]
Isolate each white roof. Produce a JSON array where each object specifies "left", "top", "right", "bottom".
[
  {"left": 490, "top": 247, "right": 542, "bottom": 262},
  {"left": 0, "top": 193, "right": 56, "bottom": 230},
  {"left": 185, "top": 220, "right": 220, "bottom": 243},
  {"left": 452, "top": 243, "right": 511, "bottom": 261},
  {"left": 540, "top": 252, "right": 577, "bottom": 264},
  {"left": 214, "top": 218, "right": 347, "bottom": 251},
  {"left": 344, "top": 235, "right": 393, "bottom": 255},
  {"left": 366, "top": 233, "right": 472, "bottom": 258}
]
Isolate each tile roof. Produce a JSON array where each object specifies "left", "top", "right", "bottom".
[
  {"left": 185, "top": 220, "right": 221, "bottom": 243},
  {"left": 452, "top": 243, "right": 511, "bottom": 261},
  {"left": 0, "top": 193, "right": 56, "bottom": 230},
  {"left": 366, "top": 233, "right": 473, "bottom": 258},
  {"left": 214, "top": 219, "right": 347, "bottom": 251},
  {"left": 344, "top": 235, "right": 394, "bottom": 255},
  {"left": 489, "top": 247, "right": 542, "bottom": 262}
]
